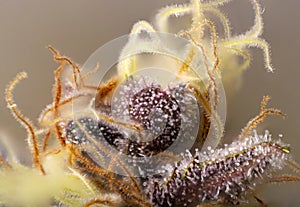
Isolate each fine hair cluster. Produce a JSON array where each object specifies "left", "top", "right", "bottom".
[{"left": 1, "top": 0, "right": 300, "bottom": 207}]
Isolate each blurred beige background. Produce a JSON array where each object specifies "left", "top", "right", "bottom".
[{"left": 0, "top": 0, "right": 299, "bottom": 206}]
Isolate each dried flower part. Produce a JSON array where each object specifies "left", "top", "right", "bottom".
[
  {"left": 67, "top": 75, "right": 198, "bottom": 147},
  {"left": 66, "top": 85, "right": 182, "bottom": 157},
  {"left": 146, "top": 132, "right": 290, "bottom": 206},
  {"left": 64, "top": 74, "right": 203, "bottom": 177}
]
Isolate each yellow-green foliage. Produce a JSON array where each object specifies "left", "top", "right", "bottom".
[{"left": 0, "top": 149, "right": 100, "bottom": 207}]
